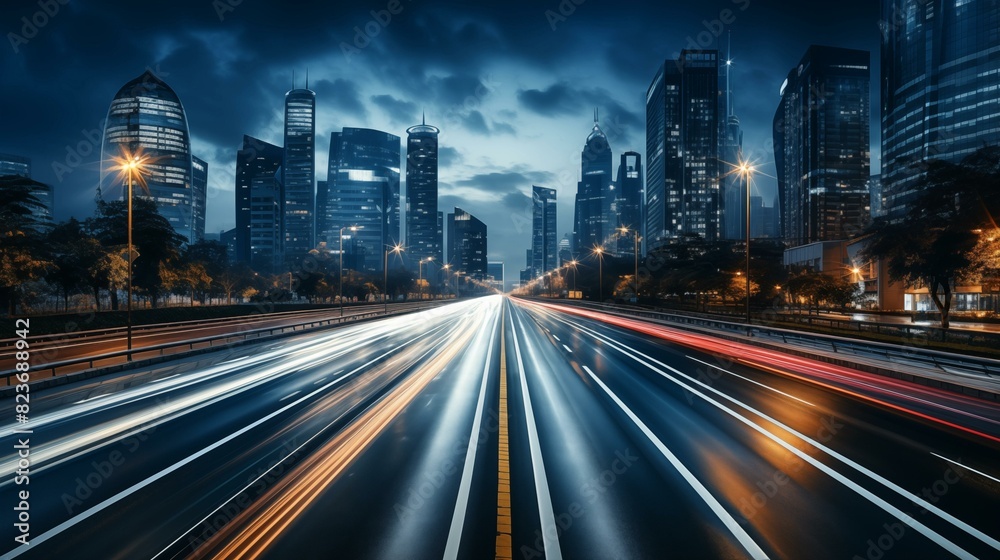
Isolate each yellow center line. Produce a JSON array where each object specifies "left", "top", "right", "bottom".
[{"left": 496, "top": 317, "right": 512, "bottom": 560}]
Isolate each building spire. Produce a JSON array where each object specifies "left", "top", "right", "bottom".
[
  {"left": 726, "top": 31, "right": 734, "bottom": 117},
  {"left": 292, "top": 69, "right": 295, "bottom": 90},
  {"left": 305, "top": 68, "right": 309, "bottom": 89},
  {"left": 594, "top": 107, "right": 599, "bottom": 124},
  {"left": 422, "top": 111, "right": 426, "bottom": 125}
]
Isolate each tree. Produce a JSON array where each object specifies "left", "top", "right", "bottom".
[
  {"left": 0, "top": 176, "right": 52, "bottom": 314},
  {"left": 91, "top": 198, "right": 184, "bottom": 308},
  {"left": 862, "top": 146, "right": 1000, "bottom": 328}
]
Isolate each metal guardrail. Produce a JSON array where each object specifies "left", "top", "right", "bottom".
[
  {"left": 560, "top": 300, "right": 1000, "bottom": 380},
  {"left": 0, "top": 301, "right": 407, "bottom": 347},
  {"left": 1, "top": 303, "right": 441, "bottom": 386}
]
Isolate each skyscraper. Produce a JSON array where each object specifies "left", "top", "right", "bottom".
[
  {"left": 881, "top": 0, "right": 1000, "bottom": 218},
  {"left": 100, "top": 69, "right": 202, "bottom": 243},
  {"left": 488, "top": 261, "right": 504, "bottom": 292},
  {"left": 646, "top": 50, "right": 723, "bottom": 249},
  {"left": 574, "top": 111, "right": 613, "bottom": 256},
  {"left": 532, "top": 186, "right": 558, "bottom": 276},
  {"left": 191, "top": 155, "right": 207, "bottom": 243},
  {"left": 405, "top": 116, "right": 441, "bottom": 265},
  {"left": 615, "top": 151, "right": 643, "bottom": 256},
  {"left": 774, "top": 45, "right": 870, "bottom": 245},
  {"left": 234, "top": 135, "right": 284, "bottom": 269},
  {"left": 447, "top": 207, "right": 487, "bottom": 278},
  {"left": 282, "top": 86, "right": 316, "bottom": 261},
  {"left": 0, "top": 153, "right": 51, "bottom": 226},
  {"left": 325, "top": 128, "right": 401, "bottom": 271},
  {"left": 721, "top": 47, "right": 746, "bottom": 241}
]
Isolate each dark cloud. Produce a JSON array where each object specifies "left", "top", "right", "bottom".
[
  {"left": 370, "top": 94, "right": 418, "bottom": 126},
  {"left": 455, "top": 170, "right": 554, "bottom": 192},
  {"left": 313, "top": 78, "right": 369, "bottom": 121},
  {"left": 439, "top": 146, "right": 462, "bottom": 168}
]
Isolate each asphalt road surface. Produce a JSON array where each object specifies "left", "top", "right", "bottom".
[{"left": 2, "top": 295, "right": 998, "bottom": 559}]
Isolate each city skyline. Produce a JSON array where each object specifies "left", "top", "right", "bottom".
[{"left": 0, "top": 0, "right": 880, "bottom": 282}]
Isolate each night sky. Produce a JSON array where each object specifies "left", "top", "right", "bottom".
[{"left": 1, "top": 0, "right": 879, "bottom": 276}]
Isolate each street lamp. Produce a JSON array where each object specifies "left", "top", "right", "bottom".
[
  {"left": 340, "top": 225, "right": 363, "bottom": 316},
  {"left": 592, "top": 246, "right": 605, "bottom": 303},
  {"left": 384, "top": 243, "right": 404, "bottom": 314},
  {"left": 568, "top": 260, "right": 579, "bottom": 293},
  {"left": 619, "top": 226, "right": 640, "bottom": 302},
  {"left": 738, "top": 159, "right": 755, "bottom": 332},
  {"left": 419, "top": 257, "right": 433, "bottom": 300},
  {"left": 112, "top": 148, "right": 149, "bottom": 361}
]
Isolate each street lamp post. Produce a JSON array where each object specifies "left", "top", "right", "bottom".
[
  {"left": 619, "top": 226, "right": 640, "bottom": 302},
  {"left": 739, "top": 160, "right": 754, "bottom": 333},
  {"left": 593, "top": 246, "right": 604, "bottom": 303},
  {"left": 340, "top": 225, "right": 362, "bottom": 317},
  {"left": 569, "top": 260, "right": 578, "bottom": 293},
  {"left": 419, "top": 257, "right": 433, "bottom": 300},
  {"left": 114, "top": 149, "right": 147, "bottom": 362},
  {"left": 384, "top": 243, "right": 404, "bottom": 315}
]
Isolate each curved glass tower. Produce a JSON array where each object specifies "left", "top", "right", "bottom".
[
  {"left": 100, "top": 70, "right": 202, "bottom": 243},
  {"left": 283, "top": 87, "right": 316, "bottom": 261},
  {"left": 881, "top": 0, "right": 1000, "bottom": 217},
  {"left": 405, "top": 117, "right": 441, "bottom": 265},
  {"left": 574, "top": 114, "right": 613, "bottom": 256}
]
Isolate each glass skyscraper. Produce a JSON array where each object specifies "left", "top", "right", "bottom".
[
  {"left": 100, "top": 69, "right": 204, "bottom": 243},
  {"left": 574, "top": 113, "right": 614, "bottom": 257},
  {"left": 446, "top": 207, "right": 487, "bottom": 278},
  {"left": 615, "top": 151, "right": 643, "bottom": 257},
  {"left": 405, "top": 116, "right": 441, "bottom": 265},
  {"left": 0, "top": 153, "right": 51, "bottom": 227},
  {"left": 325, "top": 127, "right": 401, "bottom": 271},
  {"left": 532, "top": 185, "right": 558, "bottom": 276},
  {"left": 234, "top": 135, "right": 284, "bottom": 271},
  {"left": 881, "top": 0, "right": 1000, "bottom": 218},
  {"left": 774, "top": 45, "right": 871, "bottom": 245},
  {"left": 645, "top": 50, "right": 723, "bottom": 249},
  {"left": 283, "top": 87, "right": 316, "bottom": 261}
]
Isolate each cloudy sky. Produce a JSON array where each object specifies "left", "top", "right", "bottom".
[{"left": 1, "top": 0, "right": 880, "bottom": 280}]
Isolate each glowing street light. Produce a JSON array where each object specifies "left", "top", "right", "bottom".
[
  {"left": 384, "top": 243, "right": 404, "bottom": 314},
  {"left": 737, "top": 158, "right": 756, "bottom": 332},
  {"left": 619, "top": 225, "right": 641, "bottom": 302},
  {"left": 111, "top": 147, "right": 150, "bottom": 361},
  {"left": 340, "top": 225, "right": 363, "bottom": 316}
]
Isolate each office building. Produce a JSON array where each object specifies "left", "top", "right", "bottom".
[
  {"left": 324, "top": 128, "right": 401, "bottom": 271},
  {"left": 646, "top": 50, "right": 724, "bottom": 248},
  {"left": 99, "top": 69, "right": 203, "bottom": 243},
  {"left": 532, "top": 186, "right": 558, "bottom": 276},
  {"left": 234, "top": 135, "right": 284, "bottom": 271},
  {"left": 282, "top": 86, "right": 316, "bottom": 260},
  {"left": 447, "top": 207, "right": 488, "bottom": 278},
  {"left": 0, "top": 153, "right": 51, "bottom": 226},
  {"left": 774, "top": 45, "right": 870, "bottom": 245},
  {"left": 405, "top": 116, "right": 442, "bottom": 265},
  {"left": 574, "top": 111, "right": 614, "bottom": 256},
  {"left": 615, "top": 151, "right": 643, "bottom": 256},
  {"left": 881, "top": 0, "right": 1000, "bottom": 218}
]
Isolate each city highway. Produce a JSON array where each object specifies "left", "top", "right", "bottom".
[{"left": 2, "top": 295, "right": 998, "bottom": 559}]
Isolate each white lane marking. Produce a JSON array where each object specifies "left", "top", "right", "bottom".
[
  {"left": 151, "top": 374, "right": 180, "bottom": 384},
  {"left": 73, "top": 394, "right": 113, "bottom": 405},
  {"left": 279, "top": 391, "right": 300, "bottom": 402},
  {"left": 931, "top": 453, "right": 1000, "bottom": 484},
  {"left": 552, "top": 334, "right": 560, "bottom": 341},
  {"left": 443, "top": 301, "right": 502, "bottom": 559},
  {"left": 313, "top": 377, "right": 327, "bottom": 385},
  {"left": 580, "top": 365, "right": 769, "bottom": 559},
  {"left": 562, "top": 344, "right": 573, "bottom": 353},
  {"left": 551, "top": 313, "right": 993, "bottom": 558},
  {"left": 686, "top": 356, "right": 815, "bottom": 407},
  {"left": 506, "top": 306, "right": 563, "bottom": 560}
]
